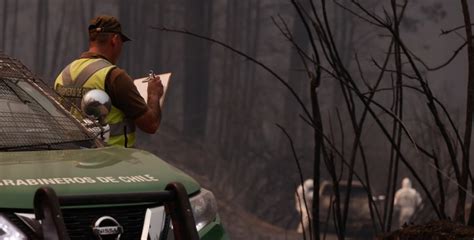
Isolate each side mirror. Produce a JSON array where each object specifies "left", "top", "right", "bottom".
[{"left": 81, "top": 89, "right": 111, "bottom": 125}]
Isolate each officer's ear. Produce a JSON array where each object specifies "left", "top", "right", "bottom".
[{"left": 110, "top": 34, "right": 121, "bottom": 46}]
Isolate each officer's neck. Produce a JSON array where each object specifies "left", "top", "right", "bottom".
[{"left": 88, "top": 46, "right": 117, "bottom": 64}]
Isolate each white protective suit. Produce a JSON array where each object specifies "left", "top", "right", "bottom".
[
  {"left": 295, "top": 179, "right": 314, "bottom": 234},
  {"left": 393, "top": 178, "right": 422, "bottom": 226}
]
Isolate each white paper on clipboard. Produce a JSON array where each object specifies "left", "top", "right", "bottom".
[{"left": 133, "top": 73, "right": 171, "bottom": 107}]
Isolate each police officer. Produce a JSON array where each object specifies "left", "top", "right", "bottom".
[{"left": 55, "top": 15, "right": 163, "bottom": 147}]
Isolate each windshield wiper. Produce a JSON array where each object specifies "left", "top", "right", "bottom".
[{"left": 4, "top": 79, "right": 31, "bottom": 104}]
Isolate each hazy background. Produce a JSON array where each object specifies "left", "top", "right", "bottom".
[{"left": 1, "top": 0, "right": 471, "bottom": 237}]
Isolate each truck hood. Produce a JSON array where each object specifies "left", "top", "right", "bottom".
[{"left": 0, "top": 146, "right": 200, "bottom": 209}]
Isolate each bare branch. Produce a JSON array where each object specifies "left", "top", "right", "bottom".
[
  {"left": 410, "top": 41, "right": 467, "bottom": 71},
  {"left": 441, "top": 23, "right": 474, "bottom": 36},
  {"left": 276, "top": 124, "right": 312, "bottom": 239},
  {"left": 333, "top": 0, "right": 384, "bottom": 28},
  {"left": 151, "top": 26, "right": 315, "bottom": 125}
]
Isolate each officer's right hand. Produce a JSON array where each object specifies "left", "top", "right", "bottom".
[
  {"left": 147, "top": 75, "right": 164, "bottom": 98},
  {"left": 136, "top": 75, "right": 162, "bottom": 134}
]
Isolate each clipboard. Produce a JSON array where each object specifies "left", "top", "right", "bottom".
[{"left": 133, "top": 73, "right": 171, "bottom": 107}]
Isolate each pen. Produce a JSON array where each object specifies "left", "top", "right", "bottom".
[{"left": 142, "top": 70, "right": 156, "bottom": 83}]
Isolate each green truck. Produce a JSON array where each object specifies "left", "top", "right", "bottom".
[{"left": 0, "top": 53, "right": 228, "bottom": 240}]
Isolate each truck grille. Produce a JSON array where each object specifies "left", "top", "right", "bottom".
[
  {"left": 62, "top": 205, "right": 148, "bottom": 239},
  {"left": 7, "top": 204, "right": 152, "bottom": 239}
]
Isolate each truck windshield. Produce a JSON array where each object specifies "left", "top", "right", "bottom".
[{"left": 0, "top": 53, "right": 96, "bottom": 151}]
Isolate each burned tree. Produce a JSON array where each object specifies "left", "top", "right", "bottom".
[{"left": 282, "top": 0, "right": 474, "bottom": 238}]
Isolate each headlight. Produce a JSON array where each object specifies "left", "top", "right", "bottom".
[
  {"left": 189, "top": 188, "right": 218, "bottom": 231},
  {"left": 0, "top": 215, "right": 27, "bottom": 240}
]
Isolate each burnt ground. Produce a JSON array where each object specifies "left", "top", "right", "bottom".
[
  {"left": 194, "top": 171, "right": 302, "bottom": 240},
  {"left": 379, "top": 220, "right": 474, "bottom": 240}
]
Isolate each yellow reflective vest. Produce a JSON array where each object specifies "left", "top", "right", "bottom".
[{"left": 55, "top": 58, "right": 136, "bottom": 147}]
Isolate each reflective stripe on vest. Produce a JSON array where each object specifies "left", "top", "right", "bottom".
[
  {"left": 108, "top": 119, "right": 136, "bottom": 147},
  {"left": 54, "top": 58, "right": 136, "bottom": 147}
]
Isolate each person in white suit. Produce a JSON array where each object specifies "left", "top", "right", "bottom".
[
  {"left": 394, "top": 177, "right": 422, "bottom": 226},
  {"left": 295, "top": 179, "right": 314, "bottom": 235}
]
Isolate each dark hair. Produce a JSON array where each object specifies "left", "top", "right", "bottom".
[{"left": 89, "top": 32, "right": 114, "bottom": 45}]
